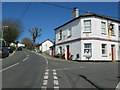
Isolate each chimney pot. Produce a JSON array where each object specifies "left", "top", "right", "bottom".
[{"left": 72, "top": 7, "right": 79, "bottom": 19}]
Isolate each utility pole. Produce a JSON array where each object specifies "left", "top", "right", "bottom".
[{"left": 2, "top": 26, "right": 8, "bottom": 46}]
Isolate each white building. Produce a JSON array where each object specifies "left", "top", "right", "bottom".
[
  {"left": 54, "top": 8, "right": 120, "bottom": 61},
  {"left": 36, "top": 39, "right": 53, "bottom": 54}
]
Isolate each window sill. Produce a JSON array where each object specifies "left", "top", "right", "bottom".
[
  {"left": 67, "top": 35, "right": 71, "bottom": 38},
  {"left": 111, "top": 35, "right": 116, "bottom": 36},
  {"left": 83, "top": 54, "right": 92, "bottom": 57},
  {"left": 101, "top": 33, "right": 107, "bottom": 35},
  {"left": 102, "top": 55, "right": 107, "bottom": 57},
  {"left": 83, "top": 32, "right": 91, "bottom": 33}
]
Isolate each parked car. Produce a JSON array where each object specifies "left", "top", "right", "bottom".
[
  {"left": 17, "top": 47, "right": 22, "bottom": 51},
  {"left": 0, "top": 47, "right": 9, "bottom": 58}
]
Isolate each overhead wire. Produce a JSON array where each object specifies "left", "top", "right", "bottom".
[
  {"left": 17, "top": 1, "right": 31, "bottom": 25},
  {"left": 40, "top": 2, "right": 119, "bottom": 20}
]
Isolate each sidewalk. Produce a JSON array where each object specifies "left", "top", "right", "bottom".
[
  {"left": 33, "top": 51, "right": 73, "bottom": 62},
  {"left": 37, "top": 52, "right": 66, "bottom": 61}
]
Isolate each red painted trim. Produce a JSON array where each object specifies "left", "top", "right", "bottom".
[
  {"left": 56, "top": 37, "right": 120, "bottom": 45},
  {"left": 111, "top": 47, "right": 114, "bottom": 61},
  {"left": 52, "top": 47, "right": 54, "bottom": 57}
]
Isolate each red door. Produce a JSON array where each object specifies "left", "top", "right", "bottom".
[
  {"left": 111, "top": 45, "right": 115, "bottom": 61},
  {"left": 52, "top": 47, "right": 54, "bottom": 57},
  {"left": 66, "top": 45, "right": 69, "bottom": 60}
]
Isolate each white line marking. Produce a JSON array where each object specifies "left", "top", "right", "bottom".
[
  {"left": 46, "top": 69, "right": 49, "bottom": 72},
  {"left": 41, "top": 86, "right": 47, "bottom": 88},
  {"left": 23, "top": 57, "right": 28, "bottom": 61},
  {"left": 55, "top": 67, "right": 85, "bottom": 70},
  {"left": 44, "top": 76, "right": 48, "bottom": 79},
  {"left": 116, "top": 82, "right": 120, "bottom": 90},
  {"left": 45, "top": 72, "right": 49, "bottom": 75},
  {"left": 53, "top": 69, "right": 56, "bottom": 72},
  {"left": 43, "top": 80, "right": 48, "bottom": 85},
  {"left": 0, "top": 63, "right": 19, "bottom": 72},
  {"left": 24, "top": 51, "right": 29, "bottom": 56},
  {"left": 54, "top": 80, "right": 59, "bottom": 85},
  {"left": 54, "top": 86, "right": 59, "bottom": 89},
  {"left": 54, "top": 76, "right": 58, "bottom": 80},
  {"left": 53, "top": 72, "right": 57, "bottom": 75}
]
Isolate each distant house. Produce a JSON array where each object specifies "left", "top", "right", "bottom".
[
  {"left": 36, "top": 39, "right": 53, "bottom": 54},
  {"left": 54, "top": 8, "right": 120, "bottom": 61}
]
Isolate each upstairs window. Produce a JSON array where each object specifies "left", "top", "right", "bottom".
[
  {"left": 67, "top": 28, "right": 72, "bottom": 38},
  {"left": 102, "top": 44, "right": 107, "bottom": 56},
  {"left": 58, "top": 30, "right": 62, "bottom": 40},
  {"left": 101, "top": 22, "right": 106, "bottom": 34},
  {"left": 84, "top": 20, "right": 91, "bottom": 32},
  {"left": 119, "top": 26, "right": 120, "bottom": 37},
  {"left": 109, "top": 24, "right": 115, "bottom": 36}
]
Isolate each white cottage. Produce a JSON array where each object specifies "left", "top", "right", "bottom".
[
  {"left": 36, "top": 39, "right": 53, "bottom": 54},
  {"left": 54, "top": 8, "right": 120, "bottom": 61}
]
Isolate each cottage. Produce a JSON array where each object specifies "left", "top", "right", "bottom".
[
  {"left": 36, "top": 39, "right": 53, "bottom": 55},
  {"left": 54, "top": 8, "right": 120, "bottom": 61}
]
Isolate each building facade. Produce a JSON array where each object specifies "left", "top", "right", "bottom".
[
  {"left": 54, "top": 8, "right": 120, "bottom": 61},
  {"left": 36, "top": 39, "right": 53, "bottom": 54}
]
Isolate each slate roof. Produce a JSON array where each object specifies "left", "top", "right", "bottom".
[{"left": 54, "top": 12, "right": 120, "bottom": 30}]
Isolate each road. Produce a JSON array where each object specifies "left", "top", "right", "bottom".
[{"left": 1, "top": 49, "right": 119, "bottom": 89}]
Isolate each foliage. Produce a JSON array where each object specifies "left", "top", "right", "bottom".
[
  {"left": 2, "top": 18, "right": 24, "bottom": 46},
  {"left": 21, "top": 37, "right": 33, "bottom": 50}
]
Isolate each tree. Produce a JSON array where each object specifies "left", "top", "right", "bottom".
[
  {"left": 29, "top": 27, "right": 42, "bottom": 45},
  {"left": 21, "top": 37, "right": 33, "bottom": 50},
  {"left": 2, "top": 18, "right": 23, "bottom": 46}
]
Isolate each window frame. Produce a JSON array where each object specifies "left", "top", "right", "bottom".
[
  {"left": 101, "top": 21, "right": 106, "bottom": 34},
  {"left": 67, "top": 28, "right": 72, "bottom": 38},
  {"left": 58, "top": 30, "right": 62, "bottom": 41},
  {"left": 83, "top": 20, "right": 91, "bottom": 33},
  {"left": 84, "top": 43, "right": 92, "bottom": 56},
  {"left": 101, "top": 44, "right": 107, "bottom": 57},
  {"left": 110, "top": 24, "right": 115, "bottom": 36},
  {"left": 118, "top": 26, "right": 120, "bottom": 37}
]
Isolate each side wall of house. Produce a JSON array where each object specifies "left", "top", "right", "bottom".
[{"left": 42, "top": 40, "right": 53, "bottom": 52}]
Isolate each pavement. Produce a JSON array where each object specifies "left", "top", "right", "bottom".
[{"left": 1, "top": 49, "right": 119, "bottom": 89}]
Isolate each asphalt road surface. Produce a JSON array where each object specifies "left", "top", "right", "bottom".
[{"left": 1, "top": 49, "right": 119, "bottom": 89}]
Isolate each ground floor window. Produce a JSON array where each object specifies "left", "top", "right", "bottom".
[
  {"left": 102, "top": 44, "right": 107, "bottom": 56},
  {"left": 84, "top": 43, "right": 92, "bottom": 55},
  {"left": 59, "top": 46, "right": 62, "bottom": 55}
]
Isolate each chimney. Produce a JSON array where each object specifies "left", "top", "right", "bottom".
[{"left": 72, "top": 7, "right": 79, "bottom": 19}]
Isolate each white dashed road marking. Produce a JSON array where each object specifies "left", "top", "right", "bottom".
[
  {"left": 53, "top": 69, "right": 59, "bottom": 89},
  {"left": 23, "top": 57, "right": 28, "bottom": 61},
  {"left": 54, "top": 86, "right": 59, "bottom": 89},
  {"left": 0, "top": 63, "right": 19, "bottom": 72},
  {"left": 42, "top": 69, "right": 59, "bottom": 89},
  {"left": 45, "top": 72, "right": 48, "bottom": 75},
  {"left": 44, "top": 76, "right": 48, "bottom": 80},
  {"left": 46, "top": 69, "right": 49, "bottom": 72},
  {"left": 116, "top": 82, "right": 120, "bottom": 90},
  {"left": 54, "top": 80, "right": 59, "bottom": 85},
  {"left": 43, "top": 80, "right": 48, "bottom": 85},
  {"left": 53, "top": 69, "right": 56, "bottom": 72},
  {"left": 53, "top": 72, "right": 57, "bottom": 75},
  {"left": 54, "top": 76, "right": 58, "bottom": 80}
]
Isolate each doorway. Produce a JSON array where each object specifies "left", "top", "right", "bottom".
[
  {"left": 66, "top": 45, "right": 69, "bottom": 60},
  {"left": 111, "top": 45, "right": 115, "bottom": 61}
]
